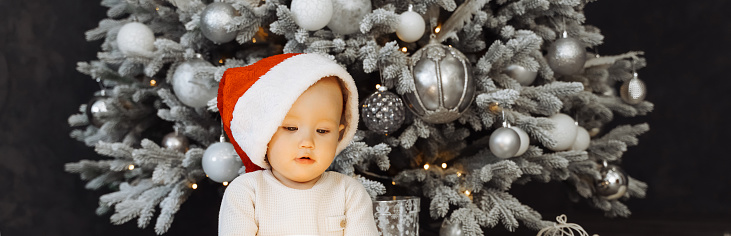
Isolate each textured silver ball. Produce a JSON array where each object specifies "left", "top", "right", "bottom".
[
  {"left": 116, "top": 22, "right": 155, "bottom": 57},
  {"left": 172, "top": 59, "right": 218, "bottom": 108},
  {"left": 505, "top": 64, "right": 537, "bottom": 86},
  {"left": 489, "top": 127, "right": 521, "bottom": 159},
  {"left": 439, "top": 217, "right": 464, "bottom": 236},
  {"left": 290, "top": 0, "right": 333, "bottom": 31},
  {"left": 86, "top": 95, "right": 109, "bottom": 127},
  {"left": 594, "top": 164, "right": 628, "bottom": 200},
  {"left": 162, "top": 132, "right": 189, "bottom": 153},
  {"left": 546, "top": 37, "right": 587, "bottom": 76},
  {"left": 545, "top": 113, "right": 578, "bottom": 151},
  {"left": 361, "top": 87, "right": 406, "bottom": 134},
  {"left": 200, "top": 2, "right": 239, "bottom": 44},
  {"left": 327, "top": 0, "right": 371, "bottom": 35},
  {"left": 404, "top": 43, "right": 476, "bottom": 124},
  {"left": 202, "top": 142, "right": 242, "bottom": 183},
  {"left": 620, "top": 75, "right": 647, "bottom": 104}
]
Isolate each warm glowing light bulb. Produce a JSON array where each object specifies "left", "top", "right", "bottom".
[
  {"left": 149, "top": 79, "right": 157, "bottom": 86},
  {"left": 441, "top": 163, "right": 447, "bottom": 169},
  {"left": 401, "top": 47, "right": 407, "bottom": 52},
  {"left": 375, "top": 84, "right": 381, "bottom": 89},
  {"left": 128, "top": 165, "right": 135, "bottom": 170},
  {"left": 191, "top": 183, "right": 198, "bottom": 189},
  {"left": 252, "top": 38, "right": 257, "bottom": 43},
  {"left": 392, "top": 181, "right": 396, "bottom": 185},
  {"left": 434, "top": 27, "right": 441, "bottom": 33},
  {"left": 219, "top": 59, "right": 224, "bottom": 64},
  {"left": 464, "top": 190, "right": 471, "bottom": 196},
  {"left": 223, "top": 182, "right": 229, "bottom": 186},
  {"left": 424, "top": 164, "right": 430, "bottom": 170},
  {"left": 155, "top": 7, "right": 159, "bottom": 11},
  {"left": 456, "top": 172, "right": 462, "bottom": 177}
]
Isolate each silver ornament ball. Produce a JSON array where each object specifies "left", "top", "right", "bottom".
[
  {"left": 404, "top": 43, "right": 476, "bottom": 124},
  {"left": 200, "top": 2, "right": 239, "bottom": 44},
  {"left": 162, "top": 132, "right": 189, "bottom": 153},
  {"left": 361, "top": 87, "right": 406, "bottom": 134},
  {"left": 547, "top": 37, "right": 587, "bottom": 76},
  {"left": 439, "top": 217, "right": 464, "bottom": 236},
  {"left": 172, "top": 59, "right": 219, "bottom": 108},
  {"left": 620, "top": 74, "right": 647, "bottom": 104},
  {"left": 202, "top": 142, "right": 242, "bottom": 183},
  {"left": 505, "top": 64, "right": 538, "bottom": 86},
  {"left": 86, "top": 95, "right": 109, "bottom": 127},
  {"left": 594, "top": 164, "right": 628, "bottom": 200},
  {"left": 327, "top": 0, "right": 371, "bottom": 35},
  {"left": 489, "top": 127, "right": 521, "bottom": 159}
]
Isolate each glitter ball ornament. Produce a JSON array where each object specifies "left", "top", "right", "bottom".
[
  {"left": 162, "top": 132, "right": 189, "bottom": 153},
  {"left": 327, "top": 0, "right": 371, "bottom": 35},
  {"left": 594, "top": 163, "right": 628, "bottom": 200},
  {"left": 86, "top": 95, "right": 109, "bottom": 127},
  {"left": 171, "top": 59, "right": 218, "bottom": 108},
  {"left": 202, "top": 142, "right": 242, "bottom": 183},
  {"left": 396, "top": 6, "right": 426, "bottom": 43},
  {"left": 116, "top": 22, "right": 155, "bottom": 57},
  {"left": 489, "top": 127, "right": 521, "bottom": 159},
  {"left": 570, "top": 126, "right": 591, "bottom": 151},
  {"left": 545, "top": 113, "right": 578, "bottom": 151},
  {"left": 510, "top": 126, "right": 530, "bottom": 156},
  {"left": 620, "top": 72, "right": 647, "bottom": 105},
  {"left": 439, "top": 217, "right": 464, "bottom": 236},
  {"left": 290, "top": 0, "right": 333, "bottom": 31},
  {"left": 404, "top": 44, "right": 476, "bottom": 124},
  {"left": 361, "top": 86, "right": 406, "bottom": 134},
  {"left": 200, "top": 2, "right": 240, "bottom": 44},
  {"left": 546, "top": 34, "right": 587, "bottom": 76},
  {"left": 505, "top": 64, "right": 538, "bottom": 86}
]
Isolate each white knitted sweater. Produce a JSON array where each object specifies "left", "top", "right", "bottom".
[{"left": 218, "top": 170, "right": 379, "bottom": 236}]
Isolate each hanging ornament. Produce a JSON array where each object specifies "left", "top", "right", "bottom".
[
  {"left": 202, "top": 142, "right": 242, "bottom": 183},
  {"left": 290, "top": 0, "right": 333, "bottom": 31},
  {"left": 570, "top": 126, "right": 590, "bottom": 151},
  {"left": 162, "top": 132, "right": 189, "bottom": 153},
  {"left": 594, "top": 162, "right": 628, "bottom": 200},
  {"left": 546, "top": 31, "right": 587, "bottom": 76},
  {"left": 489, "top": 127, "right": 521, "bottom": 159},
  {"left": 86, "top": 94, "right": 109, "bottom": 127},
  {"left": 200, "top": 2, "right": 240, "bottom": 44},
  {"left": 404, "top": 43, "right": 476, "bottom": 124},
  {"left": 537, "top": 215, "right": 592, "bottom": 236},
  {"left": 620, "top": 72, "right": 647, "bottom": 104},
  {"left": 327, "top": 0, "right": 371, "bottom": 35},
  {"left": 116, "top": 22, "right": 155, "bottom": 57},
  {"left": 545, "top": 113, "right": 578, "bottom": 151},
  {"left": 171, "top": 59, "right": 218, "bottom": 108},
  {"left": 361, "top": 85, "right": 406, "bottom": 134},
  {"left": 439, "top": 217, "right": 464, "bottom": 236},
  {"left": 510, "top": 126, "right": 530, "bottom": 156},
  {"left": 505, "top": 64, "right": 538, "bottom": 86},
  {"left": 396, "top": 5, "right": 426, "bottom": 43}
]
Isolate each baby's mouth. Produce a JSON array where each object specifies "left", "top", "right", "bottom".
[{"left": 296, "top": 156, "right": 315, "bottom": 164}]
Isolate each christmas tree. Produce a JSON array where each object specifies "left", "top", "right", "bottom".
[{"left": 65, "top": 0, "right": 653, "bottom": 235}]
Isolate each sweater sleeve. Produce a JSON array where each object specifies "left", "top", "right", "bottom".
[
  {"left": 218, "top": 175, "right": 258, "bottom": 236},
  {"left": 343, "top": 178, "right": 379, "bottom": 236}
]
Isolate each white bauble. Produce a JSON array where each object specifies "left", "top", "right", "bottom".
[
  {"left": 116, "top": 22, "right": 156, "bottom": 57},
  {"left": 202, "top": 142, "right": 242, "bottom": 183},
  {"left": 570, "top": 126, "right": 591, "bottom": 151},
  {"left": 327, "top": 0, "right": 371, "bottom": 35},
  {"left": 489, "top": 127, "right": 521, "bottom": 159},
  {"left": 545, "top": 113, "right": 578, "bottom": 151},
  {"left": 290, "top": 0, "right": 333, "bottom": 31},
  {"left": 510, "top": 126, "right": 530, "bottom": 157},
  {"left": 396, "top": 10, "right": 425, "bottom": 43},
  {"left": 171, "top": 59, "right": 218, "bottom": 108},
  {"left": 505, "top": 64, "right": 538, "bottom": 86}
]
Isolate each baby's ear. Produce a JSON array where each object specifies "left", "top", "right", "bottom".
[{"left": 338, "top": 124, "right": 345, "bottom": 140}]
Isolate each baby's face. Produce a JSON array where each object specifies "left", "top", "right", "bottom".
[{"left": 266, "top": 77, "right": 345, "bottom": 186}]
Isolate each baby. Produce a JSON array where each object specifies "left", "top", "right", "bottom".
[{"left": 216, "top": 53, "right": 378, "bottom": 236}]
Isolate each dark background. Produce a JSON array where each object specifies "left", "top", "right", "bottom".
[{"left": 1, "top": 0, "right": 730, "bottom": 235}]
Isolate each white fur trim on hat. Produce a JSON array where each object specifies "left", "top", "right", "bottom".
[{"left": 229, "top": 54, "right": 359, "bottom": 169}]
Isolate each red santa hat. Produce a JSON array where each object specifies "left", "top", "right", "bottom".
[{"left": 217, "top": 53, "right": 359, "bottom": 173}]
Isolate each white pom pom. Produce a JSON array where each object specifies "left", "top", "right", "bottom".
[
  {"left": 290, "top": 0, "right": 333, "bottom": 31},
  {"left": 396, "top": 10, "right": 425, "bottom": 43},
  {"left": 116, "top": 22, "right": 155, "bottom": 57},
  {"left": 546, "top": 113, "right": 578, "bottom": 151}
]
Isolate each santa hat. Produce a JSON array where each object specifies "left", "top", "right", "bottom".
[{"left": 217, "top": 53, "right": 359, "bottom": 173}]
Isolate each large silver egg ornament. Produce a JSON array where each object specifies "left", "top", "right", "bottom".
[
  {"left": 620, "top": 73, "right": 647, "bottom": 104},
  {"left": 404, "top": 44, "right": 476, "bottom": 124}
]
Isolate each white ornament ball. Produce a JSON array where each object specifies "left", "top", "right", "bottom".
[
  {"left": 505, "top": 64, "right": 538, "bottom": 86},
  {"left": 489, "top": 127, "right": 521, "bottom": 159},
  {"left": 116, "top": 22, "right": 156, "bottom": 57},
  {"left": 327, "top": 0, "right": 371, "bottom": 35},
  {"left": 202, "top": 142, "right": 242, "bottom": 183},
  {"left": 290, "top": 0, "right": 333, "bottom": 31},
  {"left": 172, "top": 59, "right": 218, "bottom": 108},
  {"left": 570, "top": 126, "right": 591, "bottom": 151},
  {"left": 510, "top": 126, "right": 530, "bottom": 157},
  {"left": 396, "top": 10, "right": 425, "bottom": 43},
  {"left": 545, "top": 113, "right": 578, "bottom": 151}
]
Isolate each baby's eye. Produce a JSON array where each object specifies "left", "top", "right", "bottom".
[
  {"left": 284, "top": 126, "right": 298, "bottom": 131},
  {"left": 316, "top": 129, "right": 330, "bottom": 134}
]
